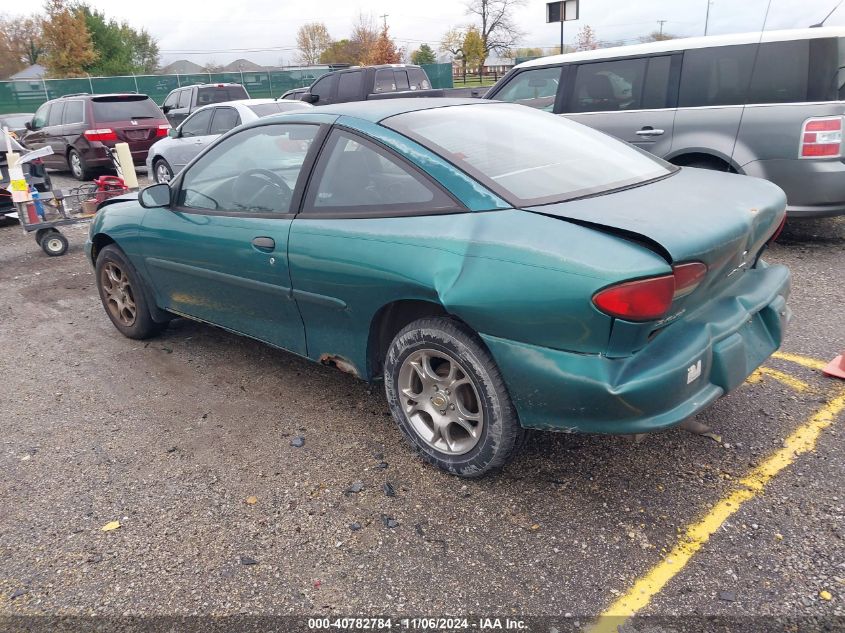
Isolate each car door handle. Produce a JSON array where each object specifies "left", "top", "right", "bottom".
[
  {"left": 251, "top": 236, "right": 275, "bottom": 251},
  {"left": 636, "top": 128, "right": 665, "bottom": 136}
]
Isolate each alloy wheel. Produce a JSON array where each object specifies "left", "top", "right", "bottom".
[
  {"left": 155, "top": 162, "right": 172, "bottom": 183},
  {"left": 397, "top": 349, "right": 484, "bottom": 455},
  {"left": 100, "top": 262, "right": 137, "bottom": 326},
  {"left": 70, "top": 152, "right": 83, "bottom": 179}
]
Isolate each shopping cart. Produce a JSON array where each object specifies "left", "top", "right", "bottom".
[{"left": 12, "top": 179, "right": 130, "bottom": 256}]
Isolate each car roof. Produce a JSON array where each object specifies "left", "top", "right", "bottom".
[
  {"left": 191, "top": 98, "right": 311, "bottom": 114},
  {"left": 310, "top": 98, "right": 493, "bottom": 123},
  {"left": 517, "top": 26, "right": 845, "bottom": 70}
]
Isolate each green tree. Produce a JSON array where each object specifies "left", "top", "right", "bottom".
[
  {"left": 41, "top": 0, "right": 97, "bottom": 77},
  {"left": 78, "top": 5, "right": 134, "bottom": 75},
  {"left": 122, "top": 26, "right": 159, "bottom": 73},
  {"left": 411, "top": 43, "right": 436, "bottom": 65},
  {"left": 0, "top": 14, "right": 44, "bottom": 72},
  {"left": 319, "top": 39, "right": 359, "bottom": 65},
  {"left": 462, "top": 26, "right": 485, "bottom": 75}
]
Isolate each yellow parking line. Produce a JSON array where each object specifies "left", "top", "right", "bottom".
[
  {"left": 747, "top": 367, "right": 812, "bottom": 392},
  {"left": 588, "top": 389, "right": 845, "bottom": 633},
  {"left": 772, "top": 351, "right": 827, "bottom": 371}
]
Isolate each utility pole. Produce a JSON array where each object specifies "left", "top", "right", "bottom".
[
  {"left": 704, "top": 0, "right": 713, "bottom": 35},
  {"left": 560, "top": 19, "right": 564, "bottom": 54},
  {"left": 379, "top": 13, "right": 389, "bottom": 29},
  {"left": 657, "top": 19, "right": 667, "bottom": 37}
]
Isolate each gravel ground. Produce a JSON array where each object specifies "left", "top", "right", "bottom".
[{"left": 0, "top": 168, "right": 843, "bottom": 625}]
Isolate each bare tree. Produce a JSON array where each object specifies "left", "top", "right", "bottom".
[
  {"left": 351, "top": 13, "right": 379, "bottom": 64},
  {"left": 296, "top": 22, "right": 332, "bottom": 65},
  {"left": 575, "top": 24, "right": 599, "bottom": 51},
  {"left": 639, "top": 30, "right": 677, "bottom": 43},
  {"left": 465, "top": 0, "right": 525, "bottom": 68}
]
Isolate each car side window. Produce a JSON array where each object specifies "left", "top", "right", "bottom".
[
  {"left": 311, "top": 75, "right": 335, "bottom": 102},
  {"left": 748, "top": 40, "right": 810, "bottom": 104},
  {"left": 408, "top": 68, "right": 430, "bottom": 90},
  {"left": 180, "top": 109, "right": 213, "bottom": 138},
  {"left": 177, "top": 123, "right": 318, "bottom": 214},
  {"left": 62, "top": 100, "right": 84, "bottom": 125},
  {"left": 177, "top": 89, "right": 192, "bottom": 109},
  {"left": 32, "top": 103, "right": 50, "bottom": 130},
  {"left": 374, "top": 69, "right": 396, "bottom": 93},
  {"left": 303, "top": 130, "right": 456, "bottom": 215},
  {"left": 679, "top": 44, "right": 756, "bottom": 107},
  {"left": 209, "top": 107, "right": 241, "bottom": 135},
  {"left": 163, "top": 91, "right": 179, "bottom": 109},
  {"left": 337, "top": 71, "right": 362, "bottom": 101},
  {"left": 47, "top": 102, "right": 65, "bottom": 126},
  {"left": 394, "top": 70, "right": 410, "bottom": 91},
  {"left": 569, "top": 58, "right": 648, "bottom": 113},
  {"left": 493, "top": 66, "right": 561, "bottom": 111},
  {"left": 641, "top": 56, "right": 673, "bottom": 109}
]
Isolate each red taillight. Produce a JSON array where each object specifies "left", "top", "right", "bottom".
[
  {"left": 593, "top": 275, "right": 675, "bottom": 322},
  {"left": 769, "top": 215, "right": 787, "bottom": 243},
  {"left": 83, "top": 128, "right": 117, "bottom": 142},
  {"left": 155, "top": 124, "right": 171, "bottom": 137},
  {"left": 593, "top": 261, "right": 708, "bottom": 321},
  {"left": 800, "top": 117, "right": 842, "bottom": 158},
  {"left": 672, "top": 262, "right": 707, "bottom": 299}
]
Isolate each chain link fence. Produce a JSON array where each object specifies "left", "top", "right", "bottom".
[{"left": 0, "top": 64, "right": 455, "bottom": 115}]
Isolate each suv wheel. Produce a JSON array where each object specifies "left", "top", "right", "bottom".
[
  {"left": 384, "top": 317, "right": 523, "bottom": 477},
  {"left": 68, "top": 148, "right": 93, "bottom": 181},
  {"left": 153, "top": 158, "right": 174, "bottom": 184}
]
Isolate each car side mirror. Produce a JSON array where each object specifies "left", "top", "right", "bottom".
[
  {"left": 25, "top": 121, "right": 32, "bottom": 130},
  {"left": 139, "top": 183, "right": 171, "bottom": 209},
  {"left": 162, "top": 104, "right": 172, "bottom": 113},
  {"left": 303, "top": 93, "right": 319, "bottom": 104},
  {"left": 167, "top": 128, "right": 179, "bottom": 138}
]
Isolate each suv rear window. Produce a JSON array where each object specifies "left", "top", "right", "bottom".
[
  {"left": 197, "top": 86, "right": 249, "bottom": 105},
  {"left": 92, "top": 96, "right": 163, "bottom": 121}
]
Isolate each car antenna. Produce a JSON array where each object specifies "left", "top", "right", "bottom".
[{"left": 811, "top": 0, "right": 843, "bottom": 27}]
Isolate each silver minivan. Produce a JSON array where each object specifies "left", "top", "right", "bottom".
[{"left": 484, "top": 27, "right": 845, "bottom": 218}]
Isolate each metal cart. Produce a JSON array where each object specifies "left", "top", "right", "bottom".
[{"left": 12, "top": 180, "right": 129, "bottom": 257}]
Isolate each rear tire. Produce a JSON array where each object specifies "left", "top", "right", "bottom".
[
  {"left": 40, "top": 230, "right": 68, "bottom": 256},
  {"left": 384, "top": 317, "right": 523, "bottom": 478},
  {"left": 68, "top": 149, "right": 92, "bottom": 181},
  {"left": 95, "top": 244, "right": 166, "bottom": 339}
]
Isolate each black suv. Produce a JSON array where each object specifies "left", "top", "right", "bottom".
[
  {"left": 21, "top": 93, "right": 170, "bottom": 180},
  {"left": 161, "top": 83, "right": 250, "bottom": 126}
]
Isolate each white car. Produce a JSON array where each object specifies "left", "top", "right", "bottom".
[{"left": 145, "top": 99, "right": 311, "bottom": 184}]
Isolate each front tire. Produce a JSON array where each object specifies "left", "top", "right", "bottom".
[
  {"left": 95, "top": 244, "right": 166, "bottom": 339},
  {"left": 68, "top": 149, "right": 92, "bottom": 181},
  {"left": 384, "top": 317, "right": 523, "bottom": 477},
  {"left": 153, "top": 158, "right": 174, "bottom": 184}
]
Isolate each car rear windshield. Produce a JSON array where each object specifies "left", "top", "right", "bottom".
[
  {"left": 247, "top": 102, "right": 309, "bottom": 117},
  {"left": 92, "top": 96, "right": 163, "bottom": 121},
  {"left": 383, "top": 103, "right": 673, "bottom": 206},
  {"left": 197, "top": 86, "right": 249, "bottom": 105}
]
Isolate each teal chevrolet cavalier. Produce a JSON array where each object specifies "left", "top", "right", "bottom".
[{"left": 86, "top": 98, "right": 791, "bottom": 477}]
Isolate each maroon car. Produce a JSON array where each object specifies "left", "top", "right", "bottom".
[{"left": 22, "top": 94, "right": 170, "bottom": 180}]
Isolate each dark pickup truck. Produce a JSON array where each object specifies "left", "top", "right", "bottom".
[{"left": 300, "top": 65, "right": 444, "bottom": 106}]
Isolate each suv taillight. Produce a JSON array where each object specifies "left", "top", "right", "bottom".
[
  {"left": 592, "top": 262, "right": 708, "bottom": 322},
  {"left": 800, "top": 117, "right": 842, "bottom": 158},
  {"left": 84, "top": 128, "right": 117, "bottom": 142},
  {"left": 155, "top": 124, "right": 171, "bottom": 137}
]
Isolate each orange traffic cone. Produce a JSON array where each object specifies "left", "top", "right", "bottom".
[{"left": 823, "top": 351, "right": 845, "bottom": 379}]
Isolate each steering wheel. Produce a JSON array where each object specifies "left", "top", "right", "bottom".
[{"left": 231, "top": 168, "right": 292, "bottom": 211}]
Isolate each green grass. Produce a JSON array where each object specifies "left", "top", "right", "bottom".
[{"left": 450, "top": 77, "right": 499, "bottom": 88}]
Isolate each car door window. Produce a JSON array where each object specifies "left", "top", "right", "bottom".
[
  {"left": 679, "top": 44, "right": 756, "bottom": 107},
  {"left": 641, "top": 56, "right": 673, "bottom": 109},
  {"left": 177, "top": 89, "right": 192, "bottom": 109},
  {"left": 493, "top": 66, "right": 561, "bottom": 111},
  {"left": 374, "top": 69, "right": 396, "bottom": 93},
  {"left": 62, "top": 100, "right": 84, "bottom": 124},
  {"left": 47, "top": 102, "right": 64, "bottom": 127},
  {"left": 310, "top": 75, "right": 335, "bottom": 102},
  {"left": 180, "top": 109, "right": 213, "bottom": 138},
  {"left": 303, "top": 130, "right": 456, "bottom": 215},
  {"left": 337, "top": 71, "right": 362, "bottom": 101},
  {"left": 163, "top": 91, "right": 179, "bottom": 110},
  {"left": 177, "top": 123, "right": 319, "bottom": 214},
  {"left": 570, "top": 58, "right": 647, "bottom": 112},
  {"left": 32, "top": 104, "right": 50, "bottom": 130},
  {"left": 209, "top": 107, "right": 241, "bottom": 135}
]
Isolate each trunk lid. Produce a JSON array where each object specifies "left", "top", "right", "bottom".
[
  {"left": 524, "top": 167, "right": 786, "bottom": 312},
  {"left": 91, "top": 95, "right": 167, "bottom": 150}
]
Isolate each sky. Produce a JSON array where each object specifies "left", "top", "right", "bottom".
[{"left": 4, "top": 0, "right": 845, "bottom": 66}]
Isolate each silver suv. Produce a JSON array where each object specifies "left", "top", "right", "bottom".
[{"left": 485, "top": 27, "right": 845, "bottom": 218}]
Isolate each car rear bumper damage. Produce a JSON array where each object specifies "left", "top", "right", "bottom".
[{"left": 482, "top": 262, "right": 791, "bottom": 434}]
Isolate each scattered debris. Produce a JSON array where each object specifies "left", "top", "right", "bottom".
[
  {"left": 680, "top": 419, "right": 722, "bottom": 443},
  {"left": 239, "top": 555, "right": 258, "bottom": 565},
  {"left": 87, "top": 553, "right": 103, "bottom": 563},
  {"left": 101, "top": 521, "right": 121, "bottom": 532},
  {"left": 383, "top": 482, "right": 396, "bottom": 497},
  {"left": 245, "top": 496, "right": 258, "bottom": 505},
  {"left": 719, "top": 591, "right": 736, "bottom": 602},
  {"left": 291, "top": 436, "right": 305, "bottom": 448},
  {"left": 349, "top": 522, "right": 362, "bottom": 531},
  {"left": 819, "top": 590, "right": 832, "bottom": 601},
  {"left": 382, "top": 514, "right": 399, "bottom": 529},
  {"left": 10, "top": 589, "right": 26, "bottom": 600},
  {"left": 346, "top": 482, "right": 364, "bottom": 494},
  {"left": 376, "top": 461, "right": 388, "bottom": 469}
]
